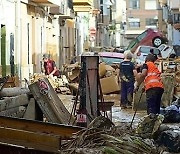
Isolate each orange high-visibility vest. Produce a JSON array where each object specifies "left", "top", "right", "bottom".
[{"left": 144, "top": 62, "right": 163, "bottom": 91}]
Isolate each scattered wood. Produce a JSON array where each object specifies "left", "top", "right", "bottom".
[
  {"left": 23, "top": 98, "right": 36, "bottom": 120},
  {"left": 28, "top": 77, "right": 74, "bottom": 124}
]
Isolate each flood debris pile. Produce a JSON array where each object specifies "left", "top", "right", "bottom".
[
  {"left": 61, "top": 116, "right": 167, "bottom": 154},
  {"left": 65, "top": 62, "right": 121, "bottom": 106},
  {"left": 0, "top": 87, "right": 31, "bottom": 119},
  {"left": 30, "top": 73, "right": 71, "bottom": 94}
]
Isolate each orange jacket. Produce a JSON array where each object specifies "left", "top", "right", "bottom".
[{"left": 144, "top": 62, "right": 163, "bottom": 91}]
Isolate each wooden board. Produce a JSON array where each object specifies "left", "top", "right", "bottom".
[
  {"left": 161, "top": 73, "right": 175, "bottom": 107},
  {"left": 28, "top": 78, "right": 74, "bottom": 124},
  {"left": 0, "top": 116, "right": 82, "bottom": 139},
  {"left": 0, "top": 127, "right": 60, "bottom": 153}
]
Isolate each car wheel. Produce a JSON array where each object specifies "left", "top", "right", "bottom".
[{"left": 152, "top": 37, "right": 163, "bottom": 47}]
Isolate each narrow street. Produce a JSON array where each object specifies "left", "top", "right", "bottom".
[{"left": 0, "top": 0, "right": 180, "bottom": 153}]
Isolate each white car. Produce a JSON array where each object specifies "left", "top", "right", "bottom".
[
  {"left": 133, "top": 45, "right": 161, "bottom": 65},
  {"left": 158, "top": 44, "right": 176, "bottom": 59}
]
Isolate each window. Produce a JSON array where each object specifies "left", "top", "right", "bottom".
[
  {"left": 129, "top": 22, "right": 140, "bottom": 28},
  {"left": 128, "top": 18, "right": 140, "bottom": 28},
  {"left": 145, "top": 0, "right": 157, "bottom": 10},
  {"left": 137, "top": 31, "right": 148, "bottom": 41},
  {"left": 146, "top": 18, "right": 157, "bottom": 26},
  {"left": 129, "top": 0, "right": 140, "bottom": 9}
]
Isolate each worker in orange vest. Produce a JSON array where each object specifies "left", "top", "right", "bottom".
[{"left": 135, "top": 54, "right": 164, "bottom": 117}]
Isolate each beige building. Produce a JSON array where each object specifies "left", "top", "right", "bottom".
[
  {"left": 0, "top": 0, "right": 75, "bottom": 85},
  {"left": 124, "top": 0, "right": 162, "bottom": 45}
]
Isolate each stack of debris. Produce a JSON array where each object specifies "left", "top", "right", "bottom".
[
  {"left": 66, "top": 62, "right": 121, "bottom": 106},
  {"left": 0, "top": 77, "right": 74, "bottom": 125},
  {"left": 0, "top": 87, "right": 31, "bottom": 119},
  {"left": 30, "top": 73, "right": 71, "bottom": 95},
  {"left": 133, "top": 57, "right": 180, "bottom": 110},
  {"left": 61, "top": 115, "right": 176, "bottom": 154}
]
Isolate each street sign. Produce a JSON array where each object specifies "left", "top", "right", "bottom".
[{"left": 89, "top": 27, "right": 96, "bottom": 35}]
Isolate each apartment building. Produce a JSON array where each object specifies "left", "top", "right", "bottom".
[
  {"left": 159, "top": 0, "right": 180, "bottom": 55},
  {"left": 124, "top": 0, "right": 162, "bottom": 46}
]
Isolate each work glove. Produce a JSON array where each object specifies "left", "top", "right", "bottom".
[
  {"left": 134, "top": 82, "right": 139, "bottom": 93},
  {"left": 141, "top": 87, "right": 145, "bottom": 93}
]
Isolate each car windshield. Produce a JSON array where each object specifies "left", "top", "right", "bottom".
[
  {"left": 100, "top": 57, "right": 124, "bottom": 65},
  {"left": 137, "top": 31, "right": 147, "bottom": 41},
  {"left": 126, "top": 30, "right": 148, "bottom": 51},
  {"left": 127, "top": 39, "right": 138, "bottom": 50},
  {"left": 139, "top": 46, "right": 160, "bottom": 55}
]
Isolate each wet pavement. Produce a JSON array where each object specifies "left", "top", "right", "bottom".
[
  {"left": 112, "top": 107, "right": 146, "bottom": 126},
  {"left": 58, "top": 94, "right": 147, "bottom": 126}
]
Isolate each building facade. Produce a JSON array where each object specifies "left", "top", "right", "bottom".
[
  {"left": 0, "top": 0, "right": 75, "bottom": 85},
  {"left": 159, "top": 0, "right": 180, "bottom": 55},
  {"left": 124, "top": 0, "right": 162, "bottom": 46}
]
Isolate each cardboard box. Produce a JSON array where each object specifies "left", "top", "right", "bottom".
[
  {"left": 69, "top": 69, "right": 80, "bottom": 81},
  {"left": 99, "top": 62, "right": 106, "bottom": 77},
  {"left": 100, "top": 76, "right": 120, "bottom": 94}
]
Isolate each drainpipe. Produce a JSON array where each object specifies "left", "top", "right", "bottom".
[{"left": 14, "top": 0, "right": 21, "bottom": 82}]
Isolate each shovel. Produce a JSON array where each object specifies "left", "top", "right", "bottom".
[{"left": 130, "top": 90, "right": 144, "bottom": 129}]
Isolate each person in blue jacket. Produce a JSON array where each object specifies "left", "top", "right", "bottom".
[{"left": 119, "top": 50, "right": 137, "bottom": 109}]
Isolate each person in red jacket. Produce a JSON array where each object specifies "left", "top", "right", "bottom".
[
  {"left": 42, "top": 54, "right": 60, "bottom": 77},
  {"left": 135, "top": 54, "right": 164, "bottom": 117}
]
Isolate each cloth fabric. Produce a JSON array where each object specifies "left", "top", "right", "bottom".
[
  {"left": 146, "top": 87, "right": 164, "bottom": 114},
  {"left": 44, "top": 59, "right": 60, "bottom": 77},
  {"left": 120, "top": 80, "right": 134, "bottom": 106},
  {"left": 143, "top": 62, "right": 163, "bottom": 91}
]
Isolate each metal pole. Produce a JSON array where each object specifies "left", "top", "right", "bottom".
[{"left": 130, "top": 91, "right": 144, "bottom": 129}]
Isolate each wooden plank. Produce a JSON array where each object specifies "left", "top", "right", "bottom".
[
  {"left": 0, "top": 116, "right": 82, "bottom": 139},
  {"left": 29, "top": 78, "right": 74, "bottom": 124},
  {"left": 161, "top": 73, "right": 175, "bottom": 107},
  {"left": 0, "top": 127, "right": 60, "bottom": 153},
  {"left": 0, "top": 143, "right": 51, "bottom": 154},
  {"left": 23, "top": 98, "right": 36, "bottom": 120},
  {"left": 0, "top": 94, "right": 29, "bottom": 112}
]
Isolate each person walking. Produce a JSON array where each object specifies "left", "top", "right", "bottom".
[
  {"left": 119, "top": 50, "right": 137, "bottom": 109},
  {"left": 42, "top": 54, "right": 60, "bottom": 77},
  {"left": 134, "top": 54, "right": 164, "bottom": 117}
]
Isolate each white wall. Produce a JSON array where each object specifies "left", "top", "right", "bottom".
[{"left": 0, "top": 0, "right": 15, "bottom": 65}]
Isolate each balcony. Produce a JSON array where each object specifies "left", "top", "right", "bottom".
[
  {"left": 31, "top": 0, "right": 61, "bottom": 6},
  {"left": 73, "top": 0, "right": 93, "bottom": 6},
  {"left": 73, "top": 5, "right": 92, "bottom": 12},
  {"left": 50, "top": 7, "right": 75, "bottom": 19},
  {"left": 158, "top": 0, "right": 167, "bottom": 5}
]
